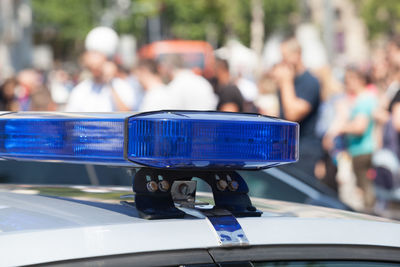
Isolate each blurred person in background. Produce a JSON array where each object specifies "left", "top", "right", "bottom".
[
  {"left": 255, "top": 72, "right": 279, "bottom": 117},
  {"left": 371, "top": 48, "right": 390, "bottom": 93},
  {"left": 272, "top": 37, "right": 321, "bottom": 177},
  {"left": 236, "top": 74, "right": 258, "bottom": 104},
  {"left": 30, "top": 85, "right": 57, "bottom": 111},
  {"left": 386, "top": 36, "right": 400, "bottom": 76},
  {"left": 66, "top": 51, "right": 135, "bottom": 112},
  {"left": 159, "top": 55, "right": 217, "bottom": 110},
  {"left": 136, "top": 59, "right": 170, "bottom": 112},
  {"left": 314, "top": 66, "right": 345, "bottom": 193},
  {"left": 17, "top": 69, "right": 43, "bottom": 111},
  {"left": 111, "top": 56, "right": 144, "bottom": 111},
  {"left": 120, "top": 65, "right": 144, "bottom": 112},
  {"left": 235, "top": 73, "right": 259, "bottom": 113},
  {"left": 48, "top": 68, "right": 74, "bottom": 111},
  {"left": 66, "top": 27, "right": 136, "bottom": 112},
  {"left": 367, "top": 37, "right": 400, "bottom": 213},
  {"left": 0, "top": 77, "right": 19, "bottom": 111},
  {"left": 322, "top": 94, "right": 352, "bottom": 201},
  {"left": 326, "top": 67, "right": 377, "bottom": 212},
  {"left": 372, "top": 65, "right": 400, "bottom": 212},
  {"left": 214, "top": 58, "right": 245, "bottom": 112}
]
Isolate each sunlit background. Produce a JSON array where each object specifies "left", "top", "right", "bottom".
[
  {"left": 1, "top": 0, "right": 396, "bottom": 77},
  {"left": 2, "top": 0, "right": 400, "bottom": 218}
]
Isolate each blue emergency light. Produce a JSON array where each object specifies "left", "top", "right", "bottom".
[
  {"left": 0, "top": 111, "right": 298, "bottom": 170},
  {"left": 0, "top": 111, "right": 299, "bottom": 220}
]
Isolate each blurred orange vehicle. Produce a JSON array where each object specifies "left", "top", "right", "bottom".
[{"left": 138, "top": 40, "right": 215, "bottom": 79}]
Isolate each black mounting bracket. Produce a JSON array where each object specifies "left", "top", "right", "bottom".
[{"left": 132, "top": 168, "right": 262, "bottom": 219}]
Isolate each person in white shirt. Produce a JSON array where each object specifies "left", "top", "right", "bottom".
[
  {"left": 160, "top": 55, "right": 217, "bottom": 110},
  {"left": 65, "top": 51, "right": 135, "bottom": 112},
  {"left": 136, "top": 59, "right": 170, "bottom": 112}
]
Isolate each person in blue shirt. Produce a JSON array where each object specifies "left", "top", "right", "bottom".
[{"left": 273, "top": 37, "right": 321, "bottom": 178}]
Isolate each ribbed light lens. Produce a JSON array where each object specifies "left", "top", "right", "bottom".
[
  {"left": 0, "top": 113, "right": 126, "bottom": 164},
  {"left": 127, "top": 111, "right": 298, "bottom": 169},
  {"left": 0, "top": 111, "right": 298, "bottom": 169}
]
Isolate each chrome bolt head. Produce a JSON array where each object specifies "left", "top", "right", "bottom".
[
  {"left": 228, "top": 180, "right": 239, "bottom": 191},
  {"left": 217, "top": 179, "right": 228, "bottom": 191},
  {"left": 146, "top": 181, "right": 158, "bottom": 192},
  {"left": 158, "top": 180, "right": 170, "bottom": 192}
]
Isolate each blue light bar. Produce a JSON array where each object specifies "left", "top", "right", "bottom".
[
  {"left": 0, "top": 111, "right": 298, "bottom": 169},
  {"left": 0, "top": 113, "right": 127, "bottom": 165},
  {"left": 127, "top": 111, "right": 298, "bottom": 169}
]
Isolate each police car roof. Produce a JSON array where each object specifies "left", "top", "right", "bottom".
[{"left": 1, "top": 185, "right": 400, "bottom": 266}]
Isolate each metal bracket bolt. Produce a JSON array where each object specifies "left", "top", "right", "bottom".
[{"left": 146, "top": 181, "right": 158, "bottom": 192}]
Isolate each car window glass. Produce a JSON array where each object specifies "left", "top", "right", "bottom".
[
  {"left": 194, "top": 171, "right": 308, "bottom": 203},
  {"left": 0, "top": 161, "right": 131, "bottom": 185},
  {"left": 239, "top": 170, "right": 308, "bottom": 203}
]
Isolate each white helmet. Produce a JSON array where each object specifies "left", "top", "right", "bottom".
[{"left": 85, "top": 27, "right": 119, "bottom": 57}]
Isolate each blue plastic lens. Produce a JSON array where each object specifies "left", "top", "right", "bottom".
[
  {"left": 0, "top": 111, "right": 298, "bottom": 169},
  {"left": 127, "top": 111, "right": 299, "bottom": 169},
  {"left": 0, "top": 113, "right": 126, "bottom": 164}
]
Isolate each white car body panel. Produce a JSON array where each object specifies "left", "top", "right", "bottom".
[
  {"left": 1, "top": 221, "right": 219, "bottom": 266},
  {"left": 0, "top": 186, "right": 400, "bottom": 266},
  {"left": 240, "top": 217, "right": 400, "bottom": 247}
]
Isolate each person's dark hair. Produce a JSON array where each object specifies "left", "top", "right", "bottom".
[
  {"left": 216, "top": 84, "right": 244, "bottom": 112},
  {"left": 137, "top": 59, "right": 159, "bottom": 75},
  {"left": 346, "top": 65, "right": 367, "bottom": 84},
  {"left": 0, "top": 77, "right": 17, "bottom": 100},
  {"left": 0, "top": 77, "right": 18, "bottom": 111}
]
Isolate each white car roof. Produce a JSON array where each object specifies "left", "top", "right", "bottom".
[{"left": 1, "top": 185, "right": 400, "bottom": 266}]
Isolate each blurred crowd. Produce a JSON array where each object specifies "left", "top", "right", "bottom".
[{"left": 4, "top": 27, "right": 400, "bottom": 215}]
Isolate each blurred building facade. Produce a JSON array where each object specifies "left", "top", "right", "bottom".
[
  {"left": 0, "top": 0, "right": 33, "bottom": 80},
  {"left": 309, "top": 0, "right": 370, "bottom": 66}
]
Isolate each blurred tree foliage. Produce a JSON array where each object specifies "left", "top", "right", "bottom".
[
  {"left": 32, "top": 0, "right": 106, "bottom": 59},
  {"left": 32, "top": 0, "right": 99, "bottom": 40},
  {"left": 115, "top": 0, "right": 298, "bottom": 46},
  {"left": 32, "top": 0, "right": 298, "bottom": 59},
  {"left": 263, "top": 0, "right": 298, "bottom": 37},
  {"left": 114, "top": 0, "right": 251, "bottom": 45},
  {"left": 357, "top": 0, "right": 400, "bottom": 39}
]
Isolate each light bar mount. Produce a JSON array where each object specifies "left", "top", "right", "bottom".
[{"left": 130, "top": 168, "right": 262, "bottom": 220}]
